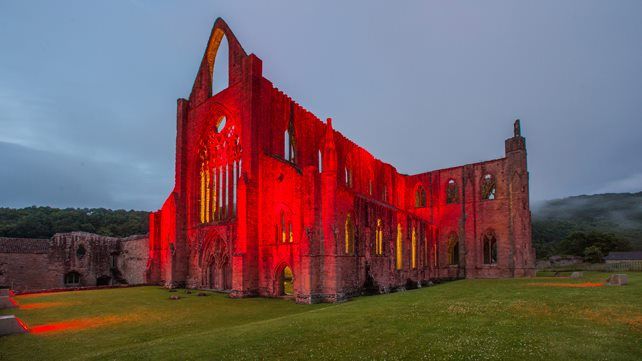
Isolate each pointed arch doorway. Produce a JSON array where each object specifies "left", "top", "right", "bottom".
[
  {"left": 275, "top": 264, "right": 294, "bottom": 297},
  {"left": 203, "top": 237, "right": 232, "bottom": 291},
  {"left": 208, "top": 257, "right": 232, "bottom": 290}
]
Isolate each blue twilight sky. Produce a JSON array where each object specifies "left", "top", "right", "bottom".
[{"left": 1, "top": 0, "right": 641, "bottom": 211}]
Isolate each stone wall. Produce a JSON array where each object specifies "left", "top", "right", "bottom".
[
  {"left": 0, "top": 232, "right": 148, "bottom": 293},
  {"left": 118, "top": 235, "right": 149, "bottom": 285},
  {"left": 0, "top": 238, "right": 56, "bottom": 291}
]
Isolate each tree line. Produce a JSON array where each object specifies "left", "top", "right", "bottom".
[
  {"left": 3, "top": 191, "right": 641, "bottom": 261},
  {"left": 0, "top": 207, "right": 149, "bottom": 239}
]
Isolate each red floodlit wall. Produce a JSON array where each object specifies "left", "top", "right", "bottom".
[{"left": 145, "top": 18, "right": 536, "bottom": 303}]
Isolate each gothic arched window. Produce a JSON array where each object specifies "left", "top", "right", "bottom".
[
  {"left": 375, "top": 218, "right": 384, "bottom": 256},
  {"left": 481, "top": 174, "right": 497, "bottom": 200},
  {"left": 284, "top": 106, "right": 296, "bottom": 163},
  {"left": 345, "top": 167, "right": 353, "bottom": 188},
  {"left": 211, "top": 34, "right": 229, "bottom": 96},
  {"left": 64, "top": 271, "right": 81, "bottom": 286},
  {"left": 284, "top": 130, "right": 296, "bottom": 162},
  {"left": 197, "top": 114, "right": 241, "bottom": 224},
  {"left": 277, "top": 210, "right": 294, "bottom": 244},
  {"left": 411, "top": 226, "right": 417, "bottom": 269},
  {"left": 447, "top": 233, "right": 459, "bottom": 265},
  {"left": 483, "top": 232, "right": 498, "bottom": 264},
  {"left": 199, "top": 147, "right": 211, "bottom": 223},
  {"left": 76, "top": 244, "right": 86, "bottom": 259},
  {"left": 345, "top": 213, "right": 354, "bottom": 254},
  {"left": 446, "top": 179, "right": 459, "bottom": 204},
  {"left": 216, "top": 116, "right": 227, "bottom": 132}
]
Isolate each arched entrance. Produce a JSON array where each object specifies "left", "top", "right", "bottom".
[
  {"left": 200, "top": 236, "right": 232, "bottom": 291},
  {"left": 96, "top": 275, "right": 111, "bottom": 286},
  {"left": 208, "top": 258, "right": 231, "bottom": 291},
  {"left": 277, "top": 265, "right": 294, "bottom": 296}
]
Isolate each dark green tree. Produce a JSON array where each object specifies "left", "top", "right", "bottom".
[
  {"left": 0, "top": 207, "right": 149, "bottom": 238},
  {"left": 583, "top": 245, "right": 604, "bottom": 263}
]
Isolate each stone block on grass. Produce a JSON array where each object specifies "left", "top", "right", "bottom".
[
  {"left": 0, "top": 315, "right": 28, "bottom": 336},
  {"left": 570, "top": 271, "right": 583, "bottom": 279},
  {"left": 0, "top": 296, "right": 17, "bottom": 309},
  {"left": 606, "top": 274, "right": 628, "bottom": 286}
]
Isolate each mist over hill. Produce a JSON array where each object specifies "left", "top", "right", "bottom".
[{"left": 532, "top": 192, "right": 642, "bottom": 258}]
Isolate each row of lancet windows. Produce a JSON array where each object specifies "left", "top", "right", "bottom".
[
  {"left": 395, "top": 225, "right": 419, "bottom": 270},
  {"left": 276, "top": 212, "right": 294, "bottom": 244},
  {"left": 443, "top": 174, "right": 497, "bottom": 205},
  {"left": 281, "top": 117, "right": 388, "bottom": 200},
  {"left": 343, "top": 216, "right": 424, "bottom": 271},
  {"left": 446, "top": 232, "right": 498, "bottom": 265},
  {"left": 198, "top": 116, "right": 242, "bottom": 224},
  {"left": 337, "top": 174, "right": 498, "bottom": 207},
  {"left": 342, "top": 216, "right": 498, "bottom": 268},
  {"left": 199, "top": 160, "right": 241, "bottom": 223}
]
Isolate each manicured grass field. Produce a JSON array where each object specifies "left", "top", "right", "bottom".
[{"left": 1, "top": 272, "right": 641, "bottom": 360}]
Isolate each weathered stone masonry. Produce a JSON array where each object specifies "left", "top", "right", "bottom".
[
  {"left": 0, "top": 232, "right": 148, "bottom": 293},
  {"left": 146, "top": 18, "right": 536, "bottom": 303}
]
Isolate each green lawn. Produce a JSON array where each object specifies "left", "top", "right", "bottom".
[{"left": 1, "top": 272, "right": 641, "bottom": 360}]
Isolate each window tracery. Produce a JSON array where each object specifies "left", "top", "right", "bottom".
[
  {"left": 481, "top": 174, "right": 496, "bottom": 200},
  {"left": 446, "top": 179, "right": 459, "bottom": 204},
  {"left": 197, "top": 115, "right": 241, "bottom": 224}
]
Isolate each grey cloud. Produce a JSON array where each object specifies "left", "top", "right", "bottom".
[
  {"left": 0, "top": 141, "right": 167, "bottom": 210},
  {"left": 0, "top": 0, "right": 641, "bottom": 210}
]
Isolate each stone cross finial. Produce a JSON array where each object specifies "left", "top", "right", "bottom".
[{"left": 514, "top": 119, "right": 521, "bottom": 137}]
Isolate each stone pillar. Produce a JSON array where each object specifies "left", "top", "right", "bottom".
[
  {"left": 504, "top": 119, "right": 535, "bottom": 276},
  {"left": 320, "top": 118, "right": 338, "bottom": 301}
]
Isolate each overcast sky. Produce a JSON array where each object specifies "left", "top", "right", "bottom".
[{"left": 1, "top": 0, "right": 641, "bottom": 211}]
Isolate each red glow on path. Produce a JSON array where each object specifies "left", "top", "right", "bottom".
[
  {"left": 29, "top": 315, "right": 131, "bottom": 334},
  {"left": 20, "top": 301, "right": 77, "bottom": 310},
  {"left": 17, "top": 291, "right": 71, "bottom": 299}
]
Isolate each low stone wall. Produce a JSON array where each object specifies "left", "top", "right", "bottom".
[
  {"left": 0, "top": 232, "right": 149, "bottom": 293},
  {"left": 536, "top": 255, "right": 584, "bottom": 269}
]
